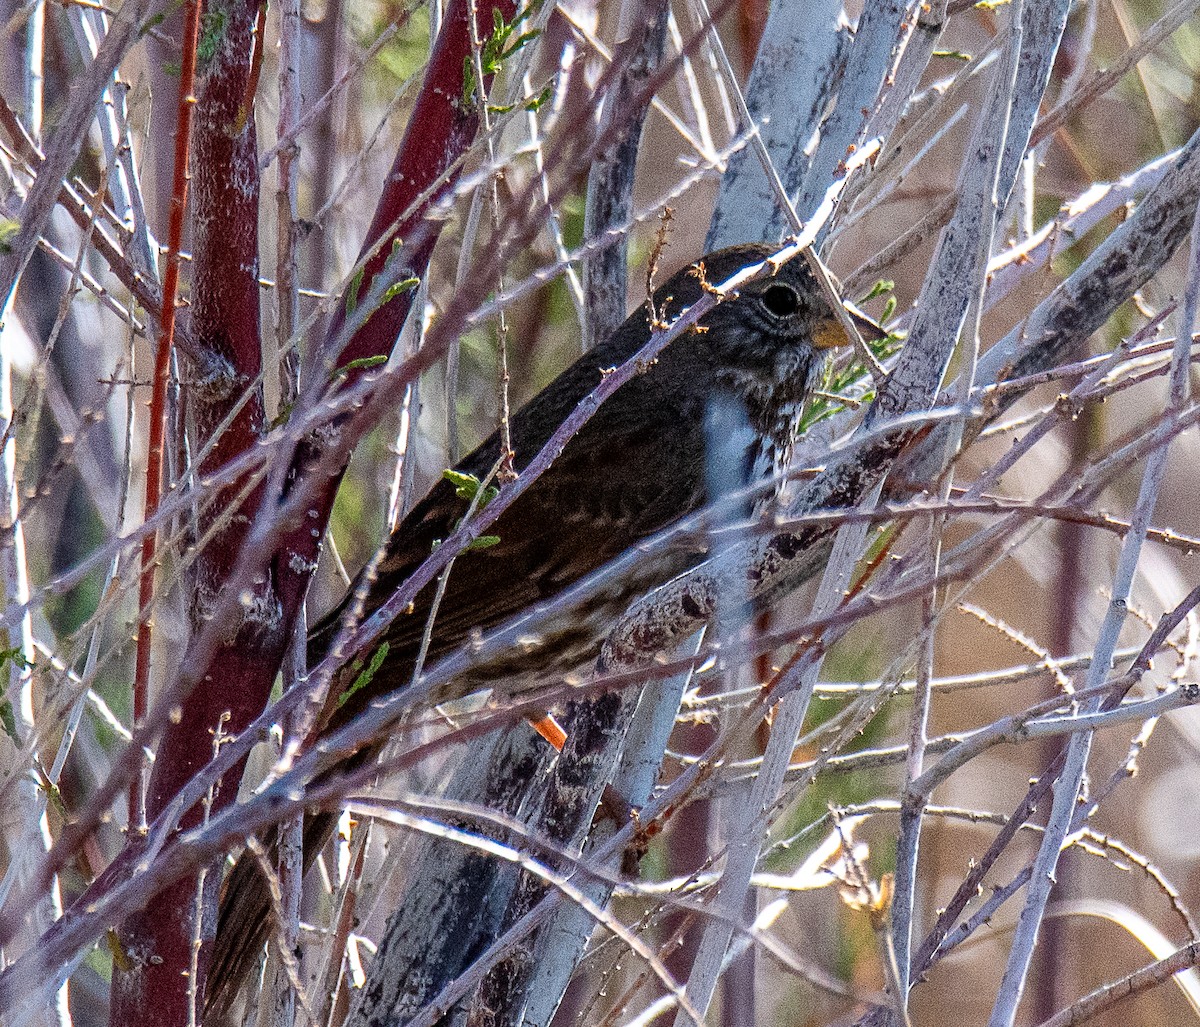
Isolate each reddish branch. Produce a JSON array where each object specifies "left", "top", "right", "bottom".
[
  {"left": 107, "top": 1, "right": 516, "bottom": 1022},
  {"left": 131, "top": 0, "right": 202, "bottom": 832},
  {"left": 112, "top": 0, "right": 269, "bottom": 1021},
  {"left": 314, "top": 0, "right": 512, "bottom": 375}
]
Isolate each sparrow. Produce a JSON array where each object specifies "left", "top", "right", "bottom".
[{"left": 206, "top": 242, "right": 882, "bottom": 1013}]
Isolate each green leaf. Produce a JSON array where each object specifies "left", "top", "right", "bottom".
[
  {"left": 382, "top": 276, "right": 420, "bottom": 303},
  {"left": 337, "top": 642, "right": 390, "bottom": 709},
  {"left": 796, "top": 322, "right": 905, "bottom": 435},
  {"left": 503, "top": 29, "right": 540, "bottom": 60},
  {"left": 0, "top": 218, "right": 18, "bottom": 254},
  {"left": 442, "top": 469, "right": 499, "bottom": 507},
  {"left": 333, "top": 354, "right": 388, "bottom": 381},
  {"left": 437, "top": 471, "right": 502, "bottom": 551},
  {"left": 463, "top": 56, "right": 477, "bottom": 107},
  {"left": 524, "top": 84, "right": 552, "bottom": 112},
  {"left": 464, "top": 3, "right": 543, "bottom": 107},
  {"left": 860, "top": 279, "right": 895, "bottom": 303},
  {"left": 0, "top": 646, "right": 33, "bottom": 672},
  {"left": 269, "top": 400, "right": 294, "bottom": 430},
  {"left": 432, "top": 529, "right": 502, "bottom": 552},
  {"left": 345, "top": 266, "right": 365, "bottom": 315},
  {"left": 511, "top": 1, "right": 541, "bottom": 28},
  {"left": 443, "top": 468, "right": 481, "bottom": 500},
  {"left": 933, "top": 49, "right": 973, "bottom": 61},
  {"left": 39, "top": 769, "right": 66, "bottom": 816},
  {"left": 0, "top": 646, "right": 32, "bottom": 743},
  {"left": 197, "top": 9, "right": 228, "bottom": 63}
]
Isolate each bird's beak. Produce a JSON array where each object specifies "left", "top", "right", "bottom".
[{"left": 811, "top": 302, "right": 889, "bottom": 350}]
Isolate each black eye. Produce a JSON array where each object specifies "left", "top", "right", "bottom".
[{"left": 761, "top": 283, "right": 800, "bottom": 318}]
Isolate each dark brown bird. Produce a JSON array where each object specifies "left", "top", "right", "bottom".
[{"left": 207, "top": 242, "right": 881, "bottom": 1013}]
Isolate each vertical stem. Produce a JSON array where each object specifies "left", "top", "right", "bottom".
[
  {"left": 673, "top": 505, "right": 875, "bottom": 1027},
  {"left": 275, "top": 0, "right": 302, "bottom": 414},
  {"left": 0, "top": 304, "right": 68, "bottom": 1027},
  {"left": 132, "top": 0, "right": 204, "bottom": 832},
  {"left": 23, "top": 0, "right": 43, "bottom": 143},
  {"left": 719, "top": 890, "right": 756, "bottom": 1027},
  {"left": 272, "top": 9, "right": 304, "bottom": 1009},
  {"left": 465, "top": 0, "right": 515, "bottom": 475},
  {"left": 890, "top": 3, "right": 1025, "bottom": 1007},
  {"left": 1029, "top": 398, "right": 1091, "bottom": 1023},
  {"left": 582, "top": 0, "right": 669, "bottom": 350},
  {"left": 388, "top": 281, "right": 426, "bottom": 530}
]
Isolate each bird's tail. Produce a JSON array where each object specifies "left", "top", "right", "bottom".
[{"left": 205, "top": 809, "right": 339, "bottom": 1020}]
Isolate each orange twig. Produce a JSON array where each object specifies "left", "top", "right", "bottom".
[
  {"left": 233, "top": 1, "right": 267, "bottom": 135},
  {"left": 133, "top": 0, "right": 204, "bottom": 831}
]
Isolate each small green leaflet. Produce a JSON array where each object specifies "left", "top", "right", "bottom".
[
  {"left": 337, "top": 642, "right": 390, "bottom": 709},
  {"left": 462, "top": 2, "right": 544, "bottom": 107},
  {"left": 0, "top": 218, "right": 19, "bottom": 254},
  {"left": 859, "top": 279, "right": 895, "bottom": 303},
  {"left": 431, "top": 534, "right": 502, "bottom": 552},
  {"left": 434, "top": 470, "right": 502, "bottom": 551},
  {"left": 345, "top": 266, "right": 366, "bottom": 315},
  {"left": 383, "top": 276, "right": 420, "bottom": 303},
  {"left": 442, "top": 469, "right": 499, "bottom": 507},
  {"left": 270, "top": 400, "right": 295, "bottom": 430},
  {"left": 332, "top": 354, "right": 388, "bottom": 381},
  {"left": 345, "top": 241, "right": 418, "bottom": 317},
  {"left": 0, "top": 646, "right": 33, "bottom": 743}
]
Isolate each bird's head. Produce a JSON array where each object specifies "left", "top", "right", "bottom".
[{"left": 650, "top": 243, "right": 883, "bottom": 443}]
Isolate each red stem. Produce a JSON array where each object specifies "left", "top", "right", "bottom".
[
  {"left": 233, "top": 1, "right": 268, "bottom": 134},
  {"left": 114, "top": 1, "right": 267, "bottom": 1022},
  {"left": 318, "top": 0, "right": 514, "bottom": 372},
  {"left": 133, "top": 0, "right": 203, "bottom": 833},
  {"left": 111, "top": 2, "right": 514, "bottom": 1020},
  {"left": 273, "top": 0, "right": 516, "bottom": 690}
]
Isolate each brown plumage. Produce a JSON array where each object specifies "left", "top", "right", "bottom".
[{"left": 206, "top": 243, "right": 881, "bottom": 1015}]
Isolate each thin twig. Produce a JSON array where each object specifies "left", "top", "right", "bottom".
[{"left": 132, "top": 0, "right": 202, "bottom": 834}]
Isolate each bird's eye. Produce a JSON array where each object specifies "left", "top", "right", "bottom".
[{"left": 761, "top": 283, "right": 800, "bottom": 319}]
